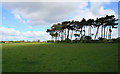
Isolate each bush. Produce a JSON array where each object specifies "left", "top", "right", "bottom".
[
  {"left": 98, "top": 37, "right": 107, "bottom": 42},
  {"left": 98, "top": 37, "right": 105, "bottom": 41},
  {"left": 103, "top": 39, "right": 108, "bottom": 43},
  {"left": 47, "top": 40, "right": 54, "bottom": 43},
  {"left": 55, "top": 40, "right": 60, "bottom": 43},
  {"left": 60, "top": 40, "right": 66, "bottom": 43},
  {"left": 37, "top": 40, "right": 40, "bottom": 42},
  {"left": 108, "top": 39, "right": 113, "bottom": 43},
  {"left": 116, "top": 37, "right": 120, "bottom": 42},
  {"left": 72, "top": 40, "right": 80, "bottom": 43},
  {"left": 82, "top": 36, "right": 92, "bottom": 43},
  {"left": 65, "top": 39, "right": 71, "bottom": 43},
  {"left": 91, "top": 40, "right": 99, "bottom": 43},
  {"left": 0, "top": 41, "right": 5, "bottom": 43}
]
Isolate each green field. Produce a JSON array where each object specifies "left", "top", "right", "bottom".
[{"left": 2, "top": 43, "right": 118, "bottom": 72}]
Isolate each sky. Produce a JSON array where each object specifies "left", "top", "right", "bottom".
[{"left": 0, "top": 1, "right": 119, "bottom": 41}]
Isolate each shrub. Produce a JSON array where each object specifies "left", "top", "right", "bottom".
[
  {"left": 65, "top": 39, "right": 71, "bottom": 43},
  {"left": 117, "top": 37, "right": 120, "bottom": 42},
  {"left": 108, "top": 39, "right": 113, "bottom": 43},
  {"left": 82, "top": 36, "right": 92, "bottom": 43},
  {"left": 60, "top": 40, "right": 66, "bottom": 43},
  {"left": 111, "top": 39, "right": 118, "bottom": 43},
  {"left": 47, "top": 40, "right": 54, "bottom": 43},
  {"left": 55, "top": 40, "right": 60, "bottom": 43},
  {"left": 72, "top": 40, "right": 80, "bottom": 43},
  {"left": 98, "top": 37, "right": 105, "bottom": 41}
]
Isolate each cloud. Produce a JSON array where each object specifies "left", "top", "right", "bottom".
[
  {"left": 3, "top": 2, "right": 118, "bottom": 25},
  {"left": 71, "top": 2, "right": 118, "bottom": 39},
  {"left": 22, "top": 31, "right": 51, "bottom": 40},
  {"left": 0, "top": 26, "right": 21, "bottom": 41},
  {"left": 112, "top": 28, "right": 118, "bottom": 38},
  {"left": 3, "top": 2, "right": 88, "bottom": 26},
  {"left": 13, "top": 13, "right": 26, "bottom": 24},
  {"left": 90, "top": 2, "right": 116, "bottom": 17},
  {"left": 0, "top": 26, "right": 20, "bottom": 36},
  {"left": 72, "top": 2, "right": 117, "bottom": 21},
  {"left": 0, "top": 26, "right": 51, "bottom": 41}
]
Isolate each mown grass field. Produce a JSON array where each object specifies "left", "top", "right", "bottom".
[{"left": 2, "top": 43, "right": 118, "bottom": 72}]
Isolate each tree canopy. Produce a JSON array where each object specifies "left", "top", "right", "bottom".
[{"left": 46, "top": 15, "right": 118, "bottom": 41}]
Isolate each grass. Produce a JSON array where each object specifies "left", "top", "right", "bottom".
[{"left": 2, "top": 43, "right": 118, "bottom": 72}]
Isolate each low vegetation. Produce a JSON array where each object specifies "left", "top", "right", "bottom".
[{"left": 2, "top": 43, "right": 118, "bottom": 72}]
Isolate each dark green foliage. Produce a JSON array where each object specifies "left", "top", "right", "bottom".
[
  {"left": 47, "top": 40, "right": 54, "bottom": 43},
  {"left": 111, "top": 39, "right": 118, "bottom": 43},
  {"left": 117, "top": 37, "right": 120, "bottom": 42},
  {"left": 98, "top": 37, "right": 107, "bottom": 42},
  {"left": 98, "top": 37, "right": 105, "bottom": 41},
  {"left": 84, "top": 37, "right": 92, "bottom": 43},
  {"left": 46, "top": 15, "right": 118, "bottom": 42},
  {"left": 65, "top": 39, "right": 71, "bottom": 43},
  {"left": 72, "top": 40, "right": 80, "bottom": 43},
  {"left": 0, "top": 41, "right": 5, "bottom": 43}
]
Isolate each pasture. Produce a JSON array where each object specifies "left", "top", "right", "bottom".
[{"left": 2, "top": 43, "right": 118, "bottom": 72}]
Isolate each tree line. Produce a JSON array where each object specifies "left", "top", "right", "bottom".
[
  {"left": 46, "top": 15, "right": 118, "bottom": 42},
  {"left": 0, "top": 40, "right": 41, "bottom": 43}
]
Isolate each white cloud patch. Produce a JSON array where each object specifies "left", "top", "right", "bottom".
[
  {"left": 72, "top": 2, "right": 117, "bottom": 21},
  {"left": 112, "top": 28, "right": 118, "bottom": 38},
  {"left": 3, "top": 2, "right": 118, "bottom": 24},
  {"left": 22, "top": 31, "right": 51, "bottom": 41},
  {"left": 0, "top": 26, "right": 51, "bottom": 41},
  {"left": 0, "top": 26, "right": 20, "bottom": 36},
  {"left": 3, "top": 2, "right": 88, "bottom": 26}
]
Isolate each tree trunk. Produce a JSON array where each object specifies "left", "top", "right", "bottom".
[
  {"left": 55, "top": 36, "right": 57, "bottom": 41},
  {"left": 106, "top": 27, "right": 108, "bottom": 39},
  {"left": 61, "top": 31, "right": 64, "bottom": 40},
  {"left": 81, "top": 28, "right": 82, "bottom": 37},
  {"left": 104, "top": 26, "right": 105, "bottom": 38},
  {"left": 101, "top": 26, "right": 103, "bottom": 38},
  {"left": 79, "top": 30, "right": 80, "bottom": 40},
  {"left": 84, "top": 26, "right": 85, "bottom": 36},
  {"left": 88, "top": 26, "right": 89, "bottom": 36},
  {"left": 58, "top": 32, "right": 60, "bottom": 40},
  {"left": 80, "top": 28, "right": 82, "bottom": 40},
  {"left": 109, "top": 26, "right": 112, "bottom": 39},
  {"left": 65, "top": 29, "right": 66, "bottom": 40},
  {"left": 71, "top": 30, "right": 73, "bottom": 40},
  {"left": 110, "top": 32, "right": 111, "bottom": 39},
  {"left": 108, "top": 30, "right": 110, "bottom": 39},
  {"left": 51, "top": 36, "right": 53, "bottom": 40},
  {"left": 67, "top": 29, "right": 69, "bottom": 40},
  {"left": 90, "top": 26, "right": 91, "bottom": 36},
  {"left": 94, "top": 26, "right": 99, "bottom": 40}
]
